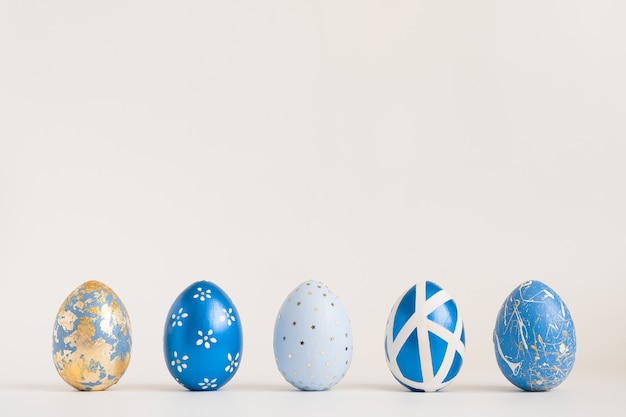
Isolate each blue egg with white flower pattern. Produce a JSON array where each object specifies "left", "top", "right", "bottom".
[
  {"left": 493, "top": 280, "right": 576, "bottom": 391},
  {"left": 164, "top": 281, "right": 243, "bottom": 390}
]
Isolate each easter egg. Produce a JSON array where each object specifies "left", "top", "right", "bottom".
[
  {"left": 52, "top": 280, "right": 132, "bottom": 391},
  {"left": 493, "top": 280, "right": 576, "bottom": 391},
  {"left": 273, "top": 280, "right": 353, "bottom": 391},
  {"left": 384, "top": 281, "right": 465, "bottom": 392},
  {"left": 163, "top": 281, "right": 243, "bottom": 390}
]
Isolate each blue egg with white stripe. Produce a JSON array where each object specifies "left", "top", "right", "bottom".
[
  {"left": 384, "top": 281, "right": 465, "bottom": 392},
  {"left": 493, "top": 280, "right": 576, "bottom": 391},
  {"left": 164, "top": 281, "right": 243, "bottom": 390}
]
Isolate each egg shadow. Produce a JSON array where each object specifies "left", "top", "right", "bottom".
[
  {"left": 341, "top": 382, "right": 408, "bottom": 392},
  {"left": 333, "top": 381, "right": 524, "bottom": 394},
  {"left": 228, "top": 383, "right": 298, "bottom": 392},
  {"left": 0, "top": 383, "right": 71, "bottom": 392},
  {"left": 111, "top": 383, "right": 184, "bottom": 392},
  {"left": 111, "top": 382, "right": 296, "bottom": 393},
  {"left": 443, "top": 383, "right": 524, "bottom": 393}
]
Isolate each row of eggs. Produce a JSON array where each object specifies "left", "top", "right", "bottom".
[{"left": 52, "top": 279, "right": 576, "bottom": 392}]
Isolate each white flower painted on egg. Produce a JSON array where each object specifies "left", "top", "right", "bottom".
[
  {"left": 171, "top": 351, "right": 189, "bottom": 373},
  {"left": 198, "top": 377, "right": 218, "bottom": 389},
  {"left": 225, "top": 352, "right": 240, "bottom": 373},
  {"left": 193, "top": 287, "right": 211, "bottom": 301},
  {"left": 220, "top": 308, "right": 236, "bottom": 326},
  {"left": 171, "top": 307, "right": 188, "bottom": 327},
  {"left": 196, "top": 329, "right": 217, "bottom": 349}
]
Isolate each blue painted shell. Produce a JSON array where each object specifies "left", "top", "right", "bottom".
[
  {"left": 273, "top": 280, "right": 353, "bottom": 391},
  {"left": 384, "top": 281, "right": 465, "bottom": 392},
  {"left": 493, "top": 280, "right": 576, "bottom": 391},
  {"left": 163, "top": 281, "right": 243, "bottom": 390}
]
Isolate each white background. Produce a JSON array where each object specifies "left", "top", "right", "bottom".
[{"left": 1, "top": 1, "right": 625, "bottom": 415}]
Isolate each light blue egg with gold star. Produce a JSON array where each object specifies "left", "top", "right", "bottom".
[{"left": 273, "top": 280, "right": 353, "bottom": 391}]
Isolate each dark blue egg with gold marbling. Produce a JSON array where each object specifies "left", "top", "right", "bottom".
[
  {"left": 164, "top": 281, "right": 243, "bottom": 390},
  {"left": 493, "top": 280, "right": 576, "bottom": 391}
]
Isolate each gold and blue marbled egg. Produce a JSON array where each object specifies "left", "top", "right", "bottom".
[{"left": 52, "top": 280, "right": 132, "bottom": 391}]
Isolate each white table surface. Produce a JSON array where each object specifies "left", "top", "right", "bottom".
[{"left": 1, "top": 373, "right": 621, "bottom": 417}]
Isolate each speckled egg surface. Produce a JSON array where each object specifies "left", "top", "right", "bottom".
[
  {"left": 384, "top": 281, "right": 465, "bottom": 392},
  {"left": 493, "top": 280, "right": 576, "bottom": 391},
  {"left": 164, "top": 281, "right": 242, "bottom": 390},
  {"left": 52, "top": 280, "right": 132, "bottom": 391},
  {"left": 273, "top": 280, "right": 353, "bottom": 391}
]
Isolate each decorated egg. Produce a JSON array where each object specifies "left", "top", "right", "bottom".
[
  {"left": 384, "top": 281, "right": 465, "bottom": 392},
  {"left": 273, "top": 280, "right": 353, "bottom": 391},
  {"left": 493, "top": 280, "right": 576, "bottom": 391},
  {"left": 52, "top": 280, "right": 132, "bottom": 391},
  {"left": 163, "top": 281, "right": 243, "bottom": 390}
]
